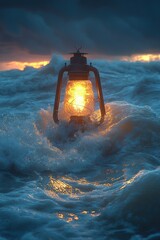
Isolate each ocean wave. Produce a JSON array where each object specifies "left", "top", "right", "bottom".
[{"left": 0, "top": 56, "right": 160, "bottom": 239}]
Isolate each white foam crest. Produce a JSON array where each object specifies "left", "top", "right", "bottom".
[{"left": 30, "top": 101, "right": 160, "bottom": 174}]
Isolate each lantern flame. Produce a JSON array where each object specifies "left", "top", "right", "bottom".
[{"left": 64, "top": 80, "right": 94, "bottom": 117}]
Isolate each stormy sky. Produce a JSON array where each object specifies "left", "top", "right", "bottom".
[{"left": 0, "top": 0, "right": 160, "bottom": 63}]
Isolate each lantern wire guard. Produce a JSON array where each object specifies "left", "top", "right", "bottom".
[{"left": 53, "top": 50, "right": 105, "bottom": 125}]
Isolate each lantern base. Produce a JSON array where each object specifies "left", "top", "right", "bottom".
[{"left": 69, "top": 116, "right": 91, "bottom": 126}]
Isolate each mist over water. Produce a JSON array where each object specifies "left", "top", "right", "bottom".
[{"left": 0, "top": 56, "right": 160, "bottom": 240}]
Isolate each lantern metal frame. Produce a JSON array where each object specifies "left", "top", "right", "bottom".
[{"left": 53, "top": 50, "right": 105, "bottom": 124}]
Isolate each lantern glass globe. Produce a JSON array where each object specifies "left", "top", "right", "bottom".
[{"left": 64, "top": 80, "right": 94, "bottom": 117}]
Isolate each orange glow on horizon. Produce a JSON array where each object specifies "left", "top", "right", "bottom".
[
  {"left": 1, "top": 53, "right": 159, "bottom": 71},
  {"left": 0, "top": 60, "right": 49, "bottom": 71},
  {"left": 122, "top": 53, "right": 160, "bottom": 62}
]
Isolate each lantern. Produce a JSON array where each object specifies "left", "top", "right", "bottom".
[{"left": 53, "top": 50, "right": 105, "bottom": 125}]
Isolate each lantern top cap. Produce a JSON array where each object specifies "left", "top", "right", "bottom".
[
  {"left": 69, "top": 49, "right": 88, "bottom": 56},
  {"left": 69, "top": 49, "right": 88, "bottom": 65}
]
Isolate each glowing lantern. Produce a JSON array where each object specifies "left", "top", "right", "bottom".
[{"left": 53, "top": 50, "right": 105, "bottom": 124}]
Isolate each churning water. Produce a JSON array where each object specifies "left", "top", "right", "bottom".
[{"left": 0, "top": 56, "right": 160, "bottom": 240}]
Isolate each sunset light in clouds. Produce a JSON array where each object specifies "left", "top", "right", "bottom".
[
  {"left": 1, "top": 54, "right": 159, "bottom": 71},
  {"left": 0, "top": 60, "right": 49, "bottom": 71},
  {"left": 123, "top": 53, "right": 160, "bottom": 62}
]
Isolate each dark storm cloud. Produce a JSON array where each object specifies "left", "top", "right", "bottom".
[{"left": 0, "top": 0, "right": 160, "bottom": 61}]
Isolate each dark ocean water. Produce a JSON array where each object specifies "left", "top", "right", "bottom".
[{"left": 0, "top": 56, "right": 160, "bottom": 240}]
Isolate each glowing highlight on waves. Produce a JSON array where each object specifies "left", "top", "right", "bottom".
[{"left": 64, "top": 80, "right": 94, "bottom": 117}]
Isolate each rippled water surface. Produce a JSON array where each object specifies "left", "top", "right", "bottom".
[{"left": 0, "top": 56, "right": 160, "bottom": 240}]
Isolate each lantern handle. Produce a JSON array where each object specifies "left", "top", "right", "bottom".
[
  {"left": 53, "top": 66, "right": 68, "bottom": 123},
  {"left": 89, "top": 66, "right": 106, "bottom": 123}
]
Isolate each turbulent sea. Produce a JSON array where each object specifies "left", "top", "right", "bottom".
[{"left": 0, "top": 56, "right": 160, "bottom": 240}]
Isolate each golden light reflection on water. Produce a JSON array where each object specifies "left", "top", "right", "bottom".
[
  {"left": 120, "top": 171, "right": 143, "bottom": 190},
  {"left": 56, "top": 210, "right": 100, "bottom": 223},
  {"left": 61, "top": 176, "right": 112, "bottom": 187},
  {"left": 94, "top": 104, "right": 118, "bottom": 135},
  {"left": 57, "top": 213, "right": 79, "bottom": 223},
  {"left": 44, "top": 175, "right": 121, "bottom": 224},
  {"left": 45, "top": 175, "right": 113, "bottom": 201},
  {"left": 47, "top": 176, "right": 81, "bottom": 196}
]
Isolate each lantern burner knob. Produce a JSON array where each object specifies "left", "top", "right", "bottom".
[{"left": 70, "top": 116, "right": 91, "bottom": 125}]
